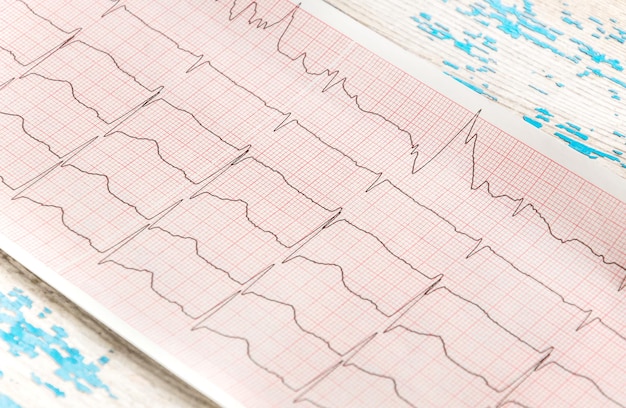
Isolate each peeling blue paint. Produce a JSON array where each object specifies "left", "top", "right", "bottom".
[
  {"left": 549, "top": 27, "right": 564, "bottom": 35},
  {"left": 31, "top": 373, "right": 65, "bottom": 398},
  {"left": 609, "top": 89, "right": 621, "bottom": 100},
  {"left": 556, "top": 122, "right": 591, "bottom": 140},
  {"left": 444, "top": 71, "right": 498, "bottom": 100},
  {"left": 482, "top": 35, "right": 497, "bottom": 50},
  {"left": 562, "top": 15, "right": 583, "bottom": 30},
  {"left": 0, "top": 394, "right": 22, "bottom": 408},
  {"left": 443, "top": 60, "right": 459, "bottom": 69},
  {"left": 529, "top": 84, "right": 548, "bottom": 95},
  {"left": 463, "top": 30, "right": 482, "bottom": 39},
  {"left": 577, "top": 69, "right": 591, "bottom": 77},
  {"left": 555, "top": 132, "right": 621, "bottom": 161},
  {"left": 536, "top": 114, "right": 551, "bottom": 122},
  {"left": 589, "top": 16, "right": 603, "bottom": 25},
  {"left": 587, "top": 67, "right": 626, "bottom": 89},
  {"left": 0, "top": 288, "right": 115, "bottom": 400},
  {"left": 570, "top": 38, "right": 623, "bottom": 71},
  {"left": 523, "top": 116, "right": 543, "bottom": 128}
]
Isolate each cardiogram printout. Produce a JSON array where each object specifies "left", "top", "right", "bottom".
[{"left": 1, "top": 0, "right": 625, "bottom": 406}]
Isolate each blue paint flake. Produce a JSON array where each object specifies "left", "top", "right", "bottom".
[
  {"left": 589, "top": 16, "right": 603, "bottom": 25},
  {"left": 476, "top": 65, "right": 495, "bottom": 73},
  {"left": 463, "top": 30, "right": 482, "bottom": 39},
  {"left": 535, "top": 107, "right": 554, "bottom": 117},
  {"left": 549, "top": 27, "right": 564, "bottom": 35},
  {"left": 482, "top": 35, "right": 497, "bottom": 50},
  {"left": 556, "top": 123, "right": 591, "bottom": 140},
  {"left": 523, "top": 116, "right": 543, "bottom": 128},
  {"left": 608, "top": 34, "right": 625, "bottom": 44},
  {"left": 456, "top": 0, "right": 578, "bottom": 61},
  {"left": 554, "top": 132, "right": 621, "bottom": 161},
  {"left": 577, "top": 69, "right": 591, "bottom": 77},
  {"left": 419, "top": 12, "right": 431, "bottom": 21},
  {"left": 570, "top": 38, "right": 623, "bottom": 71},
  {"left": 98, "top": 356, "right": 110, "bottom": 365},
  {"left": 556, "top": 82, "right": 565, "bottom": 87},
  {"left": 443, "top": 60, "right": 459, "bottom": 69},
  {"left": 536, "top": 114, "right": 551, "bottom": 122},
  {"left": 444, "top": 72, "right": 497, "bottom": 100},
  {"left": 456, "top": 5, "right": 486, "bottom": 17},
  {"left": 609, "top": 89, "right": 622, "bottom": 100},
  {"left": 529, "top": 84, "right": 548, "bottom": 95},
  {"left": 0, "top": 288, "right": 115, "bottom": 399},
  {"left": 31, "top": 373, "right": 65, "bottom": 398},
  {"left": 587, "top": 67, "right": 626, "bottom": 89},
  {"left": 522, "top": 0, "right": 534, "bottom": 16},
  {"left": 614, "top": 150, "right": 623, "bottom": 156},
  {"left": 565, "top": 121, "right": 581, "bottom": 130},
  {"left": 614, "top": 130, "right": 626, "bottom": 138},
  {"left": 410, "top": 15, "right": 490, "bottom": 63},
  {"left": 434, "top": 22, "right": 450, "bottom": 31},
  {"left": 562, "top": 15, "right": 583, "bottom": 29},
  {"left": 566, "top": 55, "right": 582, "bottom": 64},
  {"left": 0, "top": 394, "right": 22, "bottom": 408}
]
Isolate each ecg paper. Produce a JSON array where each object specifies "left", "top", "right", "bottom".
[{"left": 1, "top": 0, "right": 626, "bottom": 406}]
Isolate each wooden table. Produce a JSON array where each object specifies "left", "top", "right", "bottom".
[{"left": 1, "top": 0, "right": 623, "bottom": 406}]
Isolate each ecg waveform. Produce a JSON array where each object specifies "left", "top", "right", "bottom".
[{"left": 1, "top": 0, "right": 625, "bottom": 407}]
